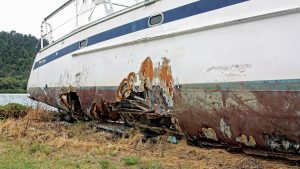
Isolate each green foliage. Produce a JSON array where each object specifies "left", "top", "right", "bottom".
[
  {"left": 122, "top": 156, "right": 140, "bottom": 166},
  {"left": 0, "top": 31, "right": 41, "bottom": 93},
  {"left": 29, "top": 143, "right": 53, "bottom": 155},
  {"left": 99, "top": 160, "right": 117, "bottom": 169},
  {"left": 0, "top": 103, "right": 28, "bottom": 119},
  {"left": 0, "top": 142, "right": 37, "bottom": 169}
]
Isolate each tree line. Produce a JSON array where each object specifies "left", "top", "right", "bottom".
[{"left": 0, "top": 31, "right": 41, "bottom": 93}]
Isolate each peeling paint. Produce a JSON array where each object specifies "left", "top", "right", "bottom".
[
  {"left": 117, "top": 57, "right": 174, "bottom": 111},
  {"left": 139, "top": 57, "right": 154, "bottom": 92},
  {"left": 236, "top": 135, "right": 256, "bottom": 147},
  {"left": 206, "top": 64, "right": 252, "bottom": 73},
  {"left": 220, "top": 118, "right": 232, "bottom": 139},
  {"left": 28, "top": 55, "right": 300, "bottom": 159},
  {"left": 265, "top": 134, "right": 300, "bottom": 153},
  {"left": 206, "top": 64, "right": 252, "bottom": 81},
  {"left": 116, "top": 72, "right": 137, "bottom": 101},
  {"left": 202, "top": 128, "right": 218, "bottom": 141},
  {"left": 154, "top": 57, "right": 174, "bottom": 108}
]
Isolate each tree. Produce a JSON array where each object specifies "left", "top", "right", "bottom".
[{"left": 0, "top": 31, "right": 40, "bottom": 93}]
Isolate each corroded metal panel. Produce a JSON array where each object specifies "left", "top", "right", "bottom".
[
  {"left": 28, "top": 57, "right": 300, "bottom": 158},
  {"left": 174, "top": 87, "right": 300, "bottom": 154}
]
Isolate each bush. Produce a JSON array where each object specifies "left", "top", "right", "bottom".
[{"left": 0, "top": 103, "right": 28, "bottom": 119}]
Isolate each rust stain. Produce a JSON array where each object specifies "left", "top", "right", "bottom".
[
  {"left": 28, "top": 56, "right": 300, "bottom": 159},
  {"left": 139, "top": 57, "right": 154, "bottom": 91},
  {"left": 89, "top": 103, "right": 100, "bottom": 119},
  {"left": 158, "top": 57, "right": 173, "bottom": 96},
  {"left": 116, "top": 72, "right": 137, "bottom": 101},
  {"left": 174, "top": 88, "right": 300, "bottom": 157},
  {"left": 116, "top": 57, "right": 175, "bottom": 110}
]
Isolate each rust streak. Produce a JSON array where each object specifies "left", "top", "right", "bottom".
[
  {"left": 158, "top": 57, "right": 173, "bottom": 95},
  {"left": 116, "top": 72, "right": 137, "bottom": 101},
  {"left": 139, "top": 57, "right": 154, "bottom": 91}
]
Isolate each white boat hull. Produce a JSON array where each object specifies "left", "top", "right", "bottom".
[{"left": 28, "top": 0, "right": 300, "bottom": 156}]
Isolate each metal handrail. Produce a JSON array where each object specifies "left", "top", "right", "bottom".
[
  {"left": 40, "top": 0, "right": 143, "bottom": 49},
  {"left": 45, "top": 0, "right": 76, "bottom": 21}
]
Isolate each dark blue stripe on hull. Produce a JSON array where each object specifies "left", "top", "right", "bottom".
[{"left": 33, "top": 0, "right": 248, "bottom": 70}]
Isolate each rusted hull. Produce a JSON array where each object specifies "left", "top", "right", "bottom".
[
  {"left": 175, "top": 88, "right": 300, "bottom": 154},
  {"left": 28, "top": 79, "right": 300, "bottom": 155},
  {"left": 28, "top": 87, "right": 116, "bottom": 111}
]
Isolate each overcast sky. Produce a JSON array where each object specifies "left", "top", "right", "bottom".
[{"left": 0, "top": 0, "right": 63, "bottom": 37}]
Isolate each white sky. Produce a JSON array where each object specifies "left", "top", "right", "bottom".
[
  {"left": 0, "top": 0, "right": 137, "bottom": 38},
  {"left": 0, "top": 0, "right": 63, "bottom": 37}
]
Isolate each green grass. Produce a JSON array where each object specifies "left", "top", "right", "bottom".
[
  {"left": 0, "top": 141, "right": 158, "bottom": 169},
  {"left": 122, "top": 156, "right": 140, "bottom": 166},
  {"left": 0, "top": 142, "right": 37, "bottom": 169},
  {"left": 0, "top": 141, "right": 97, "bottom": 169},
  {"left": 99, "top": 160, "right": 117, "bottom": 169},
  {"left": 29, "top": 143, "right": 53, "bottom": 155}
]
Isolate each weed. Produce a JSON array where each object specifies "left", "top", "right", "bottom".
[
  {"left": 0, "top": 142, "right": 36, "bottom": 169},
  {"left": 122, "top": 156, "right": 140, "bottom": 166},
  {"left": 29, "top": 143, "right": 52, "bottom": 155},
  {"left": 99, "top": 160, "right": 116, "bottom": 169}
]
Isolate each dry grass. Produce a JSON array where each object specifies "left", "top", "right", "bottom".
[{"left": 0, "top": 108, "right": 299, "bottom": 169}]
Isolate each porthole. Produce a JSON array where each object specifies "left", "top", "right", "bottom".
[
  {"left": 79, "top": 39, "right": 88, "bottom": 48},
  {"left": 148, "top": 13, "right": 164, "bottom": 27}
]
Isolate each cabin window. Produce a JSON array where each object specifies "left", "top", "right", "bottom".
[
  {"left": 79, "top": 39, "right": 88, "bottom": 48},
  {"left": 148, "top": 13, "right": 164, "bottom": 27}
]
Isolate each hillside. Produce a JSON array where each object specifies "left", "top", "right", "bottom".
[{"left": 0, "top": 31, "right": 39, "bottom": 93}]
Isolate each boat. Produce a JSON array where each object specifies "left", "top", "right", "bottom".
[{"left": 27, "top": 0, "right": 300, "bottom": 158}]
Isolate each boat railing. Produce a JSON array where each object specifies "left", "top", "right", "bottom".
[{"left": 40, "top": 0, "right": 143, "bottom": 49}]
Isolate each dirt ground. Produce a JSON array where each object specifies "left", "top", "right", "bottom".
[{"left": 0, "top": 108, "right": 299, "bottom": 169}]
